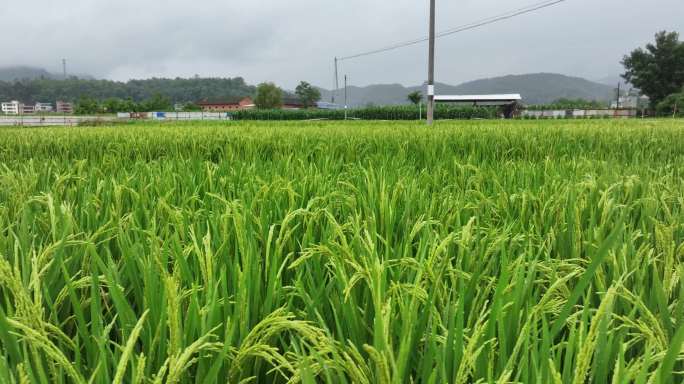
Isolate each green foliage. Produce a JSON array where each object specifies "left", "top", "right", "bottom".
[
  {"left": 622, "top": 31, "right": 684, "bottom": 106},
  {"left": 74, "top": 96, "right": 98, "bottom": 115},
  {"left": 295, "top": 81, "right": 321, "bottom": 108},
  {"left": 656, "top": 90, "right": 684, "bottom": 117},
  {"left": 407, "top": 91, "right": 423, "bottom": 105},
  {"left": 254, "top": 82, "right": 283, "bottom": 109},
  {"left": 181, "top": 102, "right": 202, "bottom": 112},
  {"left": 0, "top": 76, "right": 255, "bottom": 104},
  {"left": 74, "top": 94, "right": 173, "bottom": 115},
  {"left": 0, "top": 120, "right": 683, "bottom": 383},
  {"left": 139, "top": 93, "right": 173, "bottom": 112},
  {"left": 232, "top": 104, "right": 496, "bottom": 120},
  {"left": 526, "top": 98, "right": 608, "bottom": 110}
]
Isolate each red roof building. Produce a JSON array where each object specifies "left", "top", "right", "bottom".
[{"left": 197, "top": 97, "right": 254, "bottom": 112}]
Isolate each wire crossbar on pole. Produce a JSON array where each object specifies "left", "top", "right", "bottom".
[{"left": 337, "top": 0, "right": 566, "bottom": 62}]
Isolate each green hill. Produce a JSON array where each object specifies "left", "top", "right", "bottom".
[
  {"left": 319, "top": 73, "right": 616, "bottom": 106},
  {"left": 0, "top": 66, "right": 55, "bottom": 82}
]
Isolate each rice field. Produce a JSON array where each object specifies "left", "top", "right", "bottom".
[{"left": 0, "top": 119, "right": 683, "bottom": 383}]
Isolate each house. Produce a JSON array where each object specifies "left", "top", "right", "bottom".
[
  {"left": 22, "top": 105, "right": 35, "bottom": 114},
  {"left": 1, "top": 101, "right": 20, "bottom": 115},
  {"left": 611, "top": 90, "right": 649, "bottom": 109},
  {"left": 56, "top": 101, "right": 74, "bottom": 114},
  {"left": 35, "top": 102, "right": 53, "bottom": 112},
  {"left": 197, "top": 97, "right": 254, "bottom": 112},
  {"left": 282, "top": 96, "right": 307, "bottom": 110},
  {"left": 435, "top": 94, "right": 523, "bottom": 118}
]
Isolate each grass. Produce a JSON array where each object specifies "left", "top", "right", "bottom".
[{"left": 0, "top": 119, "right": 683, "bottom": 383}]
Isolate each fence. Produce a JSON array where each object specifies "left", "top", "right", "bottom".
[
  {"left": 117, "top": 112, "right": 232, "bottom": 121},
  {"left": 0, "top": 116, "right": 117, "bottom": 127},
  {"left": 521, "top": 109, "right": 638, "bottom": 119}
]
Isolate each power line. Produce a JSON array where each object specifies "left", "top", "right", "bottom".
[{"left": 338, "top": 0, "right": 566, "bottom": 62}]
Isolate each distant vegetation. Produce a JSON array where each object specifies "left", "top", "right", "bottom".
[
  {"left": 0, "top": 76, "right": 255, "bottom": 104},
  {"left": 232, "top": 105, "right": 496, "bottom": 120},
  {"left": 74, "top": 94, "right": 174, "bottom": 114},
  {"left": 1, "top": 70, "right": 619, "bottom": 108},
  {"left": 526, "top": 98, "right": 609, "bottom": 111}
]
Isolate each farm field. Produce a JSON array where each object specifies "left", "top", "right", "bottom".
[{"left": 0, "top": 119, "right": 683, "bottom": 383}]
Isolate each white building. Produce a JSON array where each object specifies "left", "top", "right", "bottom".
[
  {"left": 1, "top": 101, "right": 20, "bottom": 115},
  {"left": 611, "top": 90, "right": 650, "bottom": 109},
  {"left": 35, "top": 102, "right": 53, "bottom": 112}
]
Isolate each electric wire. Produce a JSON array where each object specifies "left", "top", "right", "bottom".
[{"left": 338, "top": 0, "right": 566, "bottom": 62}]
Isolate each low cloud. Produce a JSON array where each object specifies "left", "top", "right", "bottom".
[{"left": 1, "top": 0, "right": 681, "bottom": 88}]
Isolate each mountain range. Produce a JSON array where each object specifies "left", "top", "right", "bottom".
[
  {"left": 0, "top": 66, "right": 93, "bottom": 81},
  {"left": 1, "top": 66, "right": 619, "bottom": 106},
  {"left": 318, "top": 73, "right": 619, "bottom": 106}
]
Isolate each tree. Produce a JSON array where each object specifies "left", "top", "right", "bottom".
[
  {"left": 622, "top": 31, "right": 684, "bottom": 106},
  {"left": 182, "top": 102, "right": 202, "bottom": 112},
  {"left": 295, "top": 81, "right": 321, "bottom": 108},
  {"left": 407, "top": 91, "right": 423, "bottom": 106},
  {"left": 255, "top": 83, "right": 283, "bottom": 109},
  {"left": 656, "top": 88, "right": 684, "bottom": 117},
  {"left": 75, "top": 97, "right": 100, "bottom": 115},
  {"left": 140, "top": 93, "right": 172, "bottom": 111}
]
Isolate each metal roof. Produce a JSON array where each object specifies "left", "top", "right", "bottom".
[{"left": 435, "top": 94, "right": 522, "bottom": 102}]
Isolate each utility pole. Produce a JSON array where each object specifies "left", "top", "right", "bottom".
[
  {"left": 427, "top": 0, "right": 436, "bottom": 125},
  {"left": 344, "top": 75, "right": 348, "bottom": 120},
  {"left": 333, "top": 57, "right": 339, "bottom": 105},
  {"left": 615, "top": 82, "right": 621, "bottom": 109},
  {"left": 62, "top": 59, "right": 67, "bottom": 80}
]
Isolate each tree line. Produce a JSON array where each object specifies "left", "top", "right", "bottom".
[{"left": 0, "top": 76, "right": 255, "bottom": 105}]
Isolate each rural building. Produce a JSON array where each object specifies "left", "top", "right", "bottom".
[
  {"left": 1, "top": 100, "right": 20, "bottom": 115},
  {"left": 316, "top": 101, "right": 342, "bottom": 110},
  {"left": 611, "top": 91, "right": 649, "bottom": 109},
  {"left": 282, "top": 96, "right": 307, "bottom": 110},
  {"left": 435, "top": 94, "right": 523, "bottom": 118},
  {"left": 22, "top": 105, "right": 35, "bottom": 114},
  {"left": 198, "top": 97, "right": 254, "bottom": 112},
  {"left": 56, "top": 101, "right": 74, "bottom": 114},
  {"left": 35, "top": 102, "right": 53, "bottom": 112}
]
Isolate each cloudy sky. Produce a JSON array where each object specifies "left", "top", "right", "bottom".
[{"left": 1, "top": 0, "right": 681, "bottom": 89}]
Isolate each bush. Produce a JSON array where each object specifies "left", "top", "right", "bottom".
[
  {"left": 231, "top": 105, "right": 497, "bottom": 121},
  {"left": 656, "top": 91, "right": 684, "bottom": 117}
]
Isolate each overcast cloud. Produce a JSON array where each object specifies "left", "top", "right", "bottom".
[{"left": 1, "top": 0, "right": 682, "bottom": 89}]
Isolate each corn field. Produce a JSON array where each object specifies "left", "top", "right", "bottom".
[
  {"left": 230, "top": 105, "right": 496, "bottom": 120},
  {"left": 0, "top": 119, "right": 683, "bottom": 383}
]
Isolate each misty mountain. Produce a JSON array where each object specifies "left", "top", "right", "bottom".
[
  {"left": 0, "top": 66, "right": 94, "bottom": 82},
  {"left": 319, "top": 73, "right": 617, "bottom": 106},
  {"left": 0, "top": 66, "right": 55, "bottom": 81}
]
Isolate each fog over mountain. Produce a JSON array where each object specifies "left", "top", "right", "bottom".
[{"left": 0, "top": 0, "right": 681, "bottom": 89}]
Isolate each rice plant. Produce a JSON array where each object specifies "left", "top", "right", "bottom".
[{"left": 0, "top": 119, "right": 683, "bottom": 383}]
